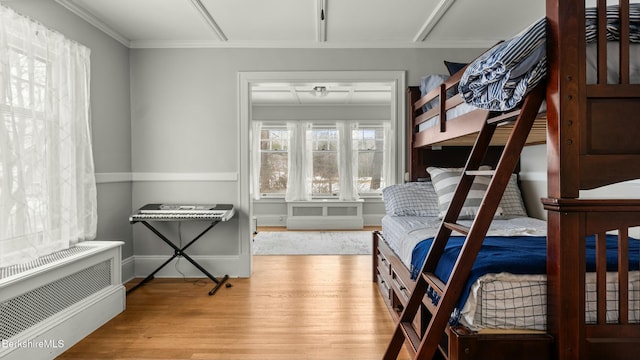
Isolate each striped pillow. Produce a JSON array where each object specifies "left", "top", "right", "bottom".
[{"left": 427, "top": 166, "right": 504, "bottom": 219}]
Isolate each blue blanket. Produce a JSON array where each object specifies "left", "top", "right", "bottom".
[{"left": 410, "top": 235, "right": 640, "bottom": 309}]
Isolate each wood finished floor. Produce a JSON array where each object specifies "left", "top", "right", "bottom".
[{"left": 58, "top": 254, "right": 410, "bottom": 360}]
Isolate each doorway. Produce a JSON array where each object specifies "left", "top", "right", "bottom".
[{"left": 238, "top": 71, "right": 405, "bottom": 271}]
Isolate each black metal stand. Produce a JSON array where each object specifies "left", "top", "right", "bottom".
[{"left": 127, "top": 220, "right": 230, "bottom": 296}]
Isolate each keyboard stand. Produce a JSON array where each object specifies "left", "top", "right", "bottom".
[{"left": 127, "top": 205, "right": 234, "bottom": 296}]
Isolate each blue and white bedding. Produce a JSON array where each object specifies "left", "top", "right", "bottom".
[
  {"left": 416, "top": 4, "right": 640, "bottom": 128},
  {"left": 411, "top": 234, "right": 640, "bottom": 327},
  {"left": 382, "top": 215, "right": 547, "bottom": 274},
  {"left": 381, "top": 215, "right": 640, "bottom": 331},
  {"left": 459, "top": 4, "right": 640, "bottom": 112}
]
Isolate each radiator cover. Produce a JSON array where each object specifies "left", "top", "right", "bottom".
[
  {"left": 0, "top": 260, "right": 111, "bottom": 340},
  {"left": 0, "top": 241, "right": 125, "bottom": 360}
]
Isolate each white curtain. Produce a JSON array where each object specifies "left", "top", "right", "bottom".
[
  {"left": 251, "top": 121, "right": 262, "bottom": 200},
  {"left": 0, "top": 5, "right": 97, "bottom": 268},
  {"left": 285, "top": 121, "right": 312, "bottom": 201},
  {"left": 337, "top": 121, "right": 360, "bottom": 200}
]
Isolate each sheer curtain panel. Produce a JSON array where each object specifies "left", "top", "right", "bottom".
[
  {"left": 0, "top": 5, "right": 97, "bottom": 268},
  {"left": 337, "top": 121, "right": 359, "bottom": 201},
  {"left": 285, "top": 122, "right": 312, "bottom": 201}
]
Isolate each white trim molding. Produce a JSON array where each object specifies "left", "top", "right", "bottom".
[
  {"left": 129, "top": 39, "right": 494, "bottom": 49},
  {"left": 132, "top": 172, "right": 238, "bottom": 182},
  {"left": 95, "top": 172, "right": 238, "bottom": 183},
  {"left": 121, "top": 256, "right": 135, "bottom": 283},
  {"left": 188, "top": 0, "right": 228, "bottom": 41},
  {"left": 413, "top": 0, "right": 457, "bottom": 42},
  {"left": 95, "top": 172, "right": 133, "bottom": 184}
]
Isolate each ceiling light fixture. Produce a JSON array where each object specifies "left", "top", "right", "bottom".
[{"left": 313, "top": 86, "right": 328, "bottom": 97}]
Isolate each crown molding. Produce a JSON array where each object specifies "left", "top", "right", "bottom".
[
  {"left": 129, "top": 39, "right": 494, "bottom": 49},
  {"left": 55, "top": 0, "right": 130, "bottom": 47}
]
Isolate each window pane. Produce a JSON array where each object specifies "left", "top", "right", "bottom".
[
  {"left": 259, "top": 127, "right": 289, "bottom": 195},
  {"left": 311, "top": 128, "right": 338, "bottom": 195},
  {"left": 354, "top": 127, "right": 385, "bottom": 192},
  {"left": 260, "top": 128, "right": 288, "bottom": 151},
  {"left": 260, "top": 152, "right": 288, "bottom": 194},
  {"left": 312, "top": 151, "right": 338, "bottom": 195}
]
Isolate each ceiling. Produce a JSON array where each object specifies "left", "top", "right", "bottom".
[
  {"left": 53, "top": 0, "right": 545, "bottom": 49},
  {"left": 49, "top": 0, "right": 545, "bottom": 106},
  {"left": 251, "top": 82, "right": 392, "bottom": 106}
]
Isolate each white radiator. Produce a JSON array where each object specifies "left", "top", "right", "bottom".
[
  {"left": 0, "top": 241, "right": 125, "bottom": 360},
  {"left": 286, "top": 200, "right": 364, "bottom": 230}
]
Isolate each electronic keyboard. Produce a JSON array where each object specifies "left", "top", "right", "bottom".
[{"left": 129, "top": 204, "right": 235, "bottom": 222}]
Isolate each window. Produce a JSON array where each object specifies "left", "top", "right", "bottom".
[
  {"left": 354, "top": 126, "right": 386, "bottom": 193},
  {"left": 0, "top": 5, "right": 97, "bottom": 268},
  {"left": 258, "top": 126, "right": 289, "bottom": 196},
  {"left": 310, "top": 126, "right": 339, "bottom": 196},
  {"left": 255, "top": 121, "right": 392, "bottom": 199},
  {"left": 2, "top": 47, "right": 49, "bottom": 239}
]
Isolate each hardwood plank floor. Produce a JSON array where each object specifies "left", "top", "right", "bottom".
[{"left": 58, "top": 255, "right": 410, "bottom": 360}]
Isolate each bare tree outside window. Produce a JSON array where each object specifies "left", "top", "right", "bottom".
[
  {"left": 310, "top": 127, "right": 339, "bottom": 195},
  {"left": 355, "top": 127, "right": 385, "bottom": 192},
  {"left": 257, "top": 123, "right": 387, "bottom": 198},
  {"left": 259, "top": 127, "right": 289, "bottom": 195}
]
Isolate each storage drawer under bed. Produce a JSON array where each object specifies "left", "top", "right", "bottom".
[{"left": 374, "top": 231, "right": 423, "bottom": 331}]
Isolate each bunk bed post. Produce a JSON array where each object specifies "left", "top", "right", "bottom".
[
  {"left": 546, "top": 0, "right": 587, "bottom": 359},
  {"left": 407, "top": 86, "right": 423, "bottom": 182},
  {"left": 545, "top": 0, "right": 585, "bottom": 199}
]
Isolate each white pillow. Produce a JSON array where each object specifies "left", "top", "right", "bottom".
[
  {"left": 499, "top": 174, "right": 528, "bottom": 217},
  {"left": 382, "top": 182, "right": 440, "bottom": 217},
  {"left": 427, "top": 166, "right": 504, "bottom": 219}
]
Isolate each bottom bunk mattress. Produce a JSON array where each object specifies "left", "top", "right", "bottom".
[{"left": 380, "top": 215, "right": 640, "bottom": 331}]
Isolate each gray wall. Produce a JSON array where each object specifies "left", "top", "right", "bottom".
[
  {"left": 11, "top": 1, "right": 639, "bottom": 278},
  {"left": 5, "top": 1, "right": 134, "bottom": 263},
  {"left": 6, "top": 0, "right": 485, "bottom": 279},
  {"left": 129, "top": 47, "right": 483, "bottom": 276},
  {"left": 521, "top": 144, "right": 640, "bottom": 225}
]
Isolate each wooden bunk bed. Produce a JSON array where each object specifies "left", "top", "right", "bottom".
[{"left": 374, "top": 1, "right": 640, "bottom": 359}]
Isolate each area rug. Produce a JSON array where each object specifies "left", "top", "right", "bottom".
[{"left": 252, "top": 231, "right": 372, "bottom": 255}]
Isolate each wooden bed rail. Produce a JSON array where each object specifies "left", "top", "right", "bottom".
[
  {"left": 547, "top": 0, "right": 640, "bottom": 196},
  {"left": 543, "top": 197, "right": 640, "bottom": 359}
]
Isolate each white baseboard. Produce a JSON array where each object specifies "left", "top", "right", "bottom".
[
  {"left": 254, "top": 215, "right": 287, "bottom": 227},
  {"left": 133, "top": 254, "right": 248, "bottom": 278},
  {"left": 121, "top": 256, "right": 135, "bottom": 283}
]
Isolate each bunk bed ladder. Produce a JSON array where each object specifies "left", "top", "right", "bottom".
[{"left": 383, "top": 84, "right": 545, "bottom": 360}]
